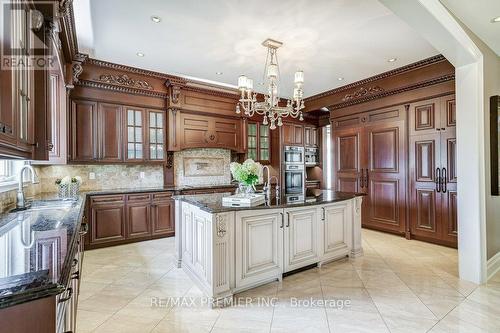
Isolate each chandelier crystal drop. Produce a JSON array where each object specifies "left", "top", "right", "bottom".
[{"left": 235, "top": 39, "right": 305, "bottom": 130}]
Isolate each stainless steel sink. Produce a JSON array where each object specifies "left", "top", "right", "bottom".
[{"left": 11, "top": 199, "right": 76, "bottom": 213}]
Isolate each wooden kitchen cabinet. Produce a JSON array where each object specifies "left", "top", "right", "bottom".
[
  {"left": 332, "top": 105, "right": 407, "bottom": 235},
  {"left": 246, "top": 121, "right": 270, "bottom": 163},
  {"left": 151, "top": 192, "right": 175, "bottom": 236},
  {"left": 408, "top": 94, "right": 457, "bottom": 247},
  {"left": 98, "top": 103, "right": 123, "bottom": 162},
  {"left": 69, "top": 99, "right": 167, "bottom": 163},
  {"left": 171, "top": 110, "right": 243, "bottom": 151},
  {"left": 87, "top": 191, "right": 175, "bottom": 249},
  {"left": 89, "top": 195, "right": 126, "bottom": 245},
  {"left": 282, "top": 122, "right": 303, "bottom": 146},
  {"left": 126, "top": 194, "right": 151, "bottom": 239},
  {"left": 0, "top": 1, "right": 52, "bottom": 159},
  {"left": 70, "top": 100, "right": 98, "bottom": 162},
  {"left": 304, "top": 126, "right": 319, "bottom": 147}
]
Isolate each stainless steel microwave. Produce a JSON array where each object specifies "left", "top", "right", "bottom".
[{"left": 284, "top": 146, "right": 304, "bottom": 165}]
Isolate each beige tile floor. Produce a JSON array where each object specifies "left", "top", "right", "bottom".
[{"left": 77, "top": 229, "right": 500, "bottom": 333}]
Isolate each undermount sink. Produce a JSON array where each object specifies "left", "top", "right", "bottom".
[{"left": 10, "top": 199, "right": 76, "bottom": 213}]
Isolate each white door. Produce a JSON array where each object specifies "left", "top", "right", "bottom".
[
  {"left": 321, "top": 203, "right": 350, "bottom": 261},
  {"left": 235, "top": 209, "right": 284, "bottom": 289},
  {"left": 284, "top": 207, "right": 320, "bottom": 272}
]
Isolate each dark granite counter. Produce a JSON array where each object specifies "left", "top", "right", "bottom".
[
  {"left": 173, "top": 189, "right": 363, "bottom": 213},
  {"left": 0, "top": 183, "right": 239, "bottom": 309},
  {"left": 83, "top": 183, "right": 238, "bottom": 196},
  {"left": 0, "top": 194, "right": 85, "bottom": 309}
]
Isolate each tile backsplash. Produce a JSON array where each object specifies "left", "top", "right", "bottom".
[
  {"left": 174, "top": 148, "right": 231, "bottom": 187},
  {"left": 34, "top": 164, "right": 164, "bottom": 192}
]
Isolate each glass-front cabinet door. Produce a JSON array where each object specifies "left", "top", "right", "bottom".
[
  {"left": 246, "top": 121, "right": 270, "bottom": 164},
  {"left": 126, "top": 108, "right": 144, "bottom": 161},
  {"left": 148, "top": 110, "right": 165, "bottom": 160}
]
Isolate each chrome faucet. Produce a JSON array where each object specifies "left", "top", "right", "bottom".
[{"left": 16, "top": 165, "right": 39, "bottom": 210}]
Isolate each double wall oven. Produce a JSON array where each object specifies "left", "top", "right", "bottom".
[{"left": 284, "top": 146, "right": 305, "bottom": 202}]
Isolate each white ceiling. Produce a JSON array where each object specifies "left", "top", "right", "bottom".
[
  {"left": 440, "top": 0, "right": 500, "bottom": 56},
  {"left": 74, "top": 0, "right": 439, "bottom": 98}
]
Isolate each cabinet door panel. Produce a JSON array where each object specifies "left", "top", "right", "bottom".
[
  {"left": 127, "top": 202, "right": 151, "bottom": 239},
  {"left": 333, "top": 127, "right": 362, "bottom": 193},
  {"left": 322, "top": 204, "right": 349, "bottom": 261},
  {"left": 282, "top": 123, "right": 295, "bottom": 145},
  {"left": 70, "top": 100, "right": 97, "bottom": 162},
  {"left": 98, "top": 103, "right": 123, "bottom": 162},
  {"left": 235, "top": 210, "right": 283, "bottom": 289},
  {"left": 409, "top": 134, "right": 442, "bottom": 240},
  {"left": 409, "top": 98, "right": 441, "bottom": 136},
  {"left": 442, "top": 95, "right": 456, "bottom": 128},
  {"left": 440, "top": 126, "right": 457, "bottom": 245},
  {"left": 294, "top": 125, "right": 303, "bottom": 145},
  {"left": 90, "top": 203, "right": 126, "bottom": 244},
  {"left": 152, "top": 198, "right": 175, "bottom": 236},
  {"left": 364, "top": 120, "right": 406, "bottom": 234},
  {"left": 284, "top": 208, "right": 319, "bottom": 272}
]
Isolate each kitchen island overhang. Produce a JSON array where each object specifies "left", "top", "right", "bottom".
[{"left": 173, "top": 190, "right": 364, "bottom": 307}]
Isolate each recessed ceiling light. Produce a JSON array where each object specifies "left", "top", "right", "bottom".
[
  {"left": 337, "top": 77, "right": 344, "bottom": 81},
  {"left": 491, "top": 16, "right": 500, "bottom": 23},
  {"left": 136, "top": 52, "right": 145, "bottom": 57},
  {"left": 215, "top": 72, "right": 223, "bottom": 75},
  {"left": 151, "top": 16, "right": 161, "bottom": 23},
  {"left": 388, "top": 58, "right": 397, "bottom": 63}
]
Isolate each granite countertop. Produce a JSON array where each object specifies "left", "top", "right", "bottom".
[
  {"left": 0, "top": 193, "right": 86, "bottom": 309},
  {"left": 0, "top": 183, "right": 239, "bottom": 309},
  {"left": 83, "top": 183, "right": 238, "bottom": 196},
  {"left": 173, "top": 189, "right": 363, "bottom": 213}
]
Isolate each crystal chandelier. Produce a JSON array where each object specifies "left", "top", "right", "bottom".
[{"left": 235, "top": 39, "right": 305, "bottom": 130}]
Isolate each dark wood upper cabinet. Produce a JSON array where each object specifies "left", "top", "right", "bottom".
[
  {"left": 98, "top": 103, "right": 123, "bottom": 162},
  {"left": 0, "top": 2, "right": 53, "bottom": 159},
  {"left": 175, "top": 111, "right": 242, "bottom": 151},
  {"left": 246, "top": 121, "right": 270, "bottom": 163},
  {"left": 304, "top": 125, "right": 319, "bottom": 147},
  {"left": 283, "top": 122, "right": 304, "bottom": 146},
  {"left": 70, "top": 100, "right": 98, "bottom": 162},
  {"left": 69, "top": 100, "right": 167, "bottom": 163}
]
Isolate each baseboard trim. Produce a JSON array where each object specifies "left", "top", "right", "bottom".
[{"left": 487, "top": 251, "right": 500, "bottom": 281}]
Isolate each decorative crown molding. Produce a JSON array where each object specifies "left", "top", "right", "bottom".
[
  {"left": 183, "top": 85, "right": 240, "bottom": 99},
  {"left": 95, "top": 74, "right": 154, "bottom": 90},
  {"left": 86, "top": 58, "right": 186, "bottom": 83},
  {"left": 328, "top": 74, "right": 455, "bottom": 111},
  {"left": 76, "top": 80, "right": 168, "bottom": 98},
  {"left": 342, "top": 86, "right": 384, "bottom": 102},
  {"left": 306, "top": 54, "right": 447, "bottom": 102}
]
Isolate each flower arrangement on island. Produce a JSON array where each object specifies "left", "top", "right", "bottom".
[{"left": 230, "top": 159, "right": 262, "bottom": 194}]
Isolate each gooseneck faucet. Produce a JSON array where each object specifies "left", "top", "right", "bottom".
[
  {"left": 16, "top": 165, "right": 39, "bottom": 210},
  {"left": 262, "top": 166, "right": 280, "bottom": 198}
]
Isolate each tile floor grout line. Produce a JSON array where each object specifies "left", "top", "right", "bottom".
[{"left": 352, "top": 259, "right": 393, "bottom": 333}]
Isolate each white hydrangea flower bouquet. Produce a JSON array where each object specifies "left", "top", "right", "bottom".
[{"left": 230, "top": 159, "right": 262, "bottom": 194}]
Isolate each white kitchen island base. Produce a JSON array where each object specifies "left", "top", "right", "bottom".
[{"left": 174, "top": 193, "right": 363, "bottom": 307}]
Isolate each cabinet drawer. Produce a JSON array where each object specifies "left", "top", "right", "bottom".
[
  {"left": 152, "top": 192, "right": 173, "bottom": 200},
  {"left": 91, "top": 195, "right": 125, "bottom": 204},
  {"left": 127, "top": 194, "right": 151, "bottom": 202}
]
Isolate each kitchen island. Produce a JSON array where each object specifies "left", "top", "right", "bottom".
[{"left": 174, "top": 189, "right": 363, "bottom": 307}]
